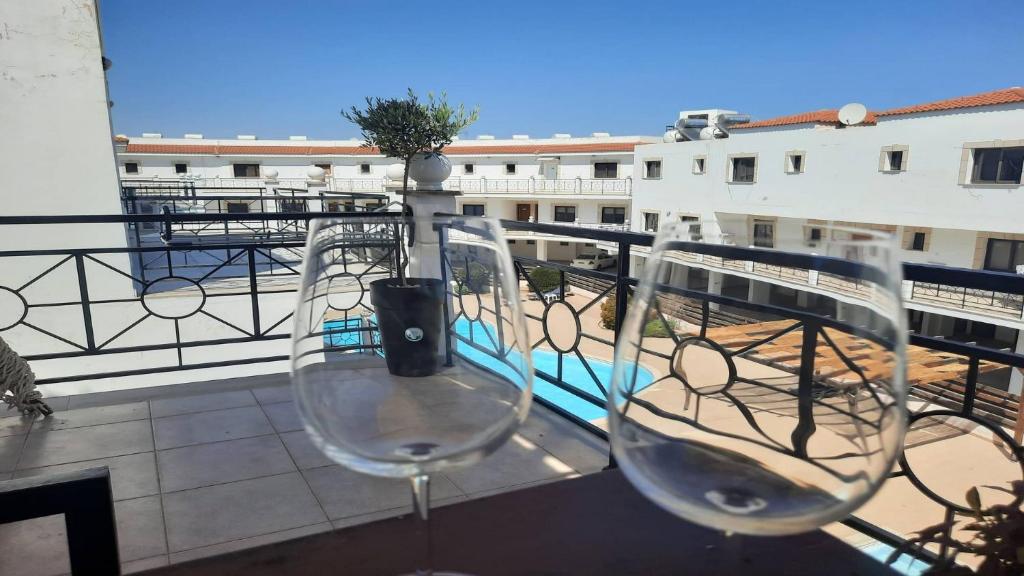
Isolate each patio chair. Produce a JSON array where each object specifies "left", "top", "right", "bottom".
[{"left": 0, "top": 336, "right": 52, "bottom": 416}]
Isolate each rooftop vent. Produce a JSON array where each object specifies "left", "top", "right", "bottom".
[
  {"left": 591, "top": 132, "right": 610, "bottom": 137},
  {"left": 141, "top": 133, "right": 162, "bottom": 139},
  {"left": 512, "top": 134, "right": 530, "bottom": 140},
  {"left": 183, "top": 133, "right": 203, "bottom": 139},
  {"left": 236, "top": 135, "right": 257, "bottom": 140},
  {"left": 553, "top": 133, "right": 571, "bottom": 139},
  {"left": 477, "top": 135, "right": 495, "bottom": 140},
  {"left": 288, "top": 135, "right": 307, "bottom": 141}
]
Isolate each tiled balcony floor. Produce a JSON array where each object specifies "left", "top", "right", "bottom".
[{"left": 0, "top": 374, "right": 608, "bottom": 575}]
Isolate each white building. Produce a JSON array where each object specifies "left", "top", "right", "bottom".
[
  {"left": 116, "top": 134, "right": 658, "bottom": 262},
  {"left": 629, "top": 87, "right": 1024, "bottom": 389}
]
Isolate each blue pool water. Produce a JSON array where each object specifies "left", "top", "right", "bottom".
[
  {"left": 861, "top": 542, "right": 927, "bottom": 575},
  {"left": 323, "top": 316, "right": 655, "bottom": 421}
]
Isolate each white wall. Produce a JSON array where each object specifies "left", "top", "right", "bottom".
[{"left": 631, "top": 104, "right": 1024, "bottom": 267}]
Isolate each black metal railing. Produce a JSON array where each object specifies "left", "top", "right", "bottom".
[
  {"left": 0, "top": 212, "right": 402, "bottom": 384},
  {"left": 4, "top": 213, "right": 1024, "bottom": 566}
]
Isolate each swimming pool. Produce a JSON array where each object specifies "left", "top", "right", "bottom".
[{"left": 323, "top": 316, "right": 655, "bottom": 422}]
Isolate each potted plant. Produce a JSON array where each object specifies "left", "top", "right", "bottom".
[{"left": 342, "top": 89, "right": 477, "bottom": 377}]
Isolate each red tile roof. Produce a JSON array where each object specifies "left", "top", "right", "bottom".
[
  {"left": 123, "top": 141, "right": 643, "bottom": 156},
  {"left": 730, "top": 87, "right": 1023, "bottom": 130},
  {"left": 876, "top": 87, "right": 1024, "bottom": 117},
  {"left": 730, "top": 110, "right": 877, "bottom": 130}
]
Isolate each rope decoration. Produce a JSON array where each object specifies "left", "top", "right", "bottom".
[{"left": 0, "top": 336, "right": 52, "bottom": 416}]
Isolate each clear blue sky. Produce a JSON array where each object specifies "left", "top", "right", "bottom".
[{"left": 101, "top": 0, "right": 1024, "bottom": 140}]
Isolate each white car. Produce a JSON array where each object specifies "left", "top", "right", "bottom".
[{"left": 572, "top": 251, "right": 616, "bottom": 270}]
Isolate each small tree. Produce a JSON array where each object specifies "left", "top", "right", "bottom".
[
  {"left": 342, "top": 90, "right": 478, "bottom": 281},
  {"left": 600, "top": 292, "right": 675, "bottom": 337}
]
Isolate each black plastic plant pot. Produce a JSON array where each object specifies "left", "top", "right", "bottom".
[{"left": 369, "top": 277, "right": 445, "bottom": 377}]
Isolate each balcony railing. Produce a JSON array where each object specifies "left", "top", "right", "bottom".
[
  {"left": 122, "top": 176, "right": 634, "bottom": 196},
  {"left": 447, "top": 177, "right": 632, "bottom": 195},
  {"left": 3, "top": 214, "right": 1023, "bottom": 569}
]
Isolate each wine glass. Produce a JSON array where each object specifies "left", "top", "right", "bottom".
[
  {"left": 609, "top": 221, "right": 906, "bottom": 535},
  {"left": 291, "top": 214, "right": 532, "bottom": 572}
]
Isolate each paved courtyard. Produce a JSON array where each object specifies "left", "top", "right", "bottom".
[{"left": 0, "top": 373, "right": 607, "bottom": 575}]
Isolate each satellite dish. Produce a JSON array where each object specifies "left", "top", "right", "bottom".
[{"left": 838, "top": 103, "right": 868, "bottom": 126}]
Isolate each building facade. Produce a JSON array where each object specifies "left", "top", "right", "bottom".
[
  {"left": 629, "top": 87, "right": 1024, "bottom": 389},
  {"left": 116, "top": 134, "right": 656, "bottom": 261}
]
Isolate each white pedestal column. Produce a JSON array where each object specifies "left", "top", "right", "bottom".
[
  {"left": 403, "top": 189, "right": 459, "bottom": 280},
  {"left": 707, "top": 271, "right": 724, "bottom": 311},
  {"left": 748, "top": 279, "right": 771, "bottom": 305},
  {"left": 536, "top": 239, "right": 548, "bottom": 262}
]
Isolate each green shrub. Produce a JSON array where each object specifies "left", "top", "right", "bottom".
[
  {"left": 529, "top": 267, "right": 563, "bottom": 294},
  {"left": 454, "top": 261, "right": 491, "bottom": 294},
  {"left": 600, "top": 292, "right": 674, "bottom": 337}
]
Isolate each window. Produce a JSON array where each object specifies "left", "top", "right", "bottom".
[
  {"left": 464, "top": 163, "right": 475, "bottom": 175},
  {"left": 908, "top": 232, "right": 927, "bottom": 251},
  {"left": 594, "top": 162, "right": 618, "bottom": 179},
  {"left": 124, "top": 162, "right": 139, "bottom": 174},
  {"left": 752, "top": 219, "right": 775, "bottom": 248},
  {"left": 174, "top": 163, "right": 187, "bottom": 174},
  {"left": 327, "top": 200, "right": 355, "bottom": 212},
  {"left": 786, "top": 152, "right": 804, "bottom": 174},
  {"left": 680, "top": 215, "right": 701, "bottom": 238},
  {"left": 233, "top": 163, "right": 260, "bottom": 178},
  {"left": 462, "top": 204, "right": 485, "bottom": 216},
  {"left": 360, "top": 163, "right": 371, "bottom": 174},
  {"left": 880, "top": 146, "right": 908, "bottom": 172},
  {"left": 809, "top": 227, "right": 823, "bottom": 242},
  {"left": 508, "top": 240, "right": 517, "bottom": 245},
  {"left": 692, "top": 157, "right": 706, "bottom": 175},
  {"left": 644, "top": 160, "right": 662, "bottom": 179},
  {"left": 526, "top": 240, "right": 536, "bottom": 245},
  {"left": 730, "top": 156, "right": 756, "bottom": 183},
  {"left": 972, "top": 147, "right": 1024, "bottom": 184},
  {"left": 226, "top": 202, "right": 250, "bottom": 214},
  {"left": 642, "top": 212, "right": 660, "bottom": 233},
  {"left": 553, "top": 205, "right": 576, "bottom": 223},
  {"left": 505, "top": 163, "right": 516, "bottom": 175},
  {"left": 584, "top": 243, "right": 596, "bottom": 248},
  {"left": 984, "top": 239, "right": 1024, "bottom": 272},
  {"left": 315, "top": 163, "right": 332, "bottom": 176},
  {"left": 559, "top": 242, "right": 569, "bottom": 246},
  {"left": 601, "top": 207, "right": 626, "bottom": 224},
  {"left": 280, "top": 199, "right": 307, "bottom": 213}
]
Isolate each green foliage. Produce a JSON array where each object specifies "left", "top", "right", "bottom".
[
  {"left": 529, "top": 267, "right": 564, "bottom": 294},
  {"left": 342, "top": 89, "right": 479, "bottom": 192},
  {"left": 887, "top": 481, "right": 1024, "bottom": 575},
  {"left": 454, "top": 262, "right": 491, "bottom": 294},
  {"left": 600, "top": 292, "right": 675, "bottom": 337}
]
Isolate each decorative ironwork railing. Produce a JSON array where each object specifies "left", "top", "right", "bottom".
[
  {"left": 4, "top": 213, "right": 1024, "bottom": 566},
  {"left": 0, "top": 212, "right": 401, "bottom": 384}
]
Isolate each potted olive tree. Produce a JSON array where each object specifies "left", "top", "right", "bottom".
[{"left": 342, "top": 90, "right": 477, "bottom": 376}]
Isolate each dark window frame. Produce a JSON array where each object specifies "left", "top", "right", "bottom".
[
  {"left": 594, "top": 162, "right": 619, "bottom": 179},
  {"left": 888, "top": 150, "right": 904, "bottom": 172},
  {"left": 984, "top": 238, "right": 1024, "bottom": 272},
  {"left": 909, "top": 232, "right": 927, "bottom": 251},
  {"left": 642, "top": 212, "right": 660, "bottom": 232},
  {"left": 464, "top": 163, "right": 475, "bottom": 175},
  {"left": 644, "top": 160, "right": 662, "bottom": 179},
  {"left": 972, "top": 147, "right": 1024, "bottom": 184},
  {"left": 461, "top": 204, "right": 485, "bottom": 216},
  {"left": 232, "top": 163, "right": 260, "bottom": 178},
  {"left": 505, "top": 163, "right": 516, "bottom": 175},
  {"left": 174, "top": 163, "right": 187, "bottom": 174},
  {"left": 359, "top": 163, "right": 371, "bottom": 174},
  {"left": 124, "top": 162, "right": 139, "bottom": 174},
  {"left": 693, "top": 157, "right": 706, "bottom": 175},
  {"left": 752, "top": 219, "right": 775, "bottom": 248},
  {"left": 601, "top": 206, "right": 626, "bottom": 224},
  {"left": 731, "top": 156, "right": 756, "bottom": 183},
  {"left": 553, "top": 205, "right": 576, "bottom": 223}
]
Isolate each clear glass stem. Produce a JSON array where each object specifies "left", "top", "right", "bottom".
[{"left": 411, "top": 474, "right": 432, "bottom": 576}]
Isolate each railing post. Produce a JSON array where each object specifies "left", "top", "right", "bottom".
[
  {"left": 625, "top": 176, "right": 632, "bottom": 196},
  {"left": 247, "top": 247, "right": 261, "bottom": 337},
  {"left": 74, "top": 254, "right": 96, "bottom": 351},
  {"left": 574, "top": 176, "right": 582, "bottom": 194},
  {"left": 481, "top": 176, "right": 487, "bottom": 195}
]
